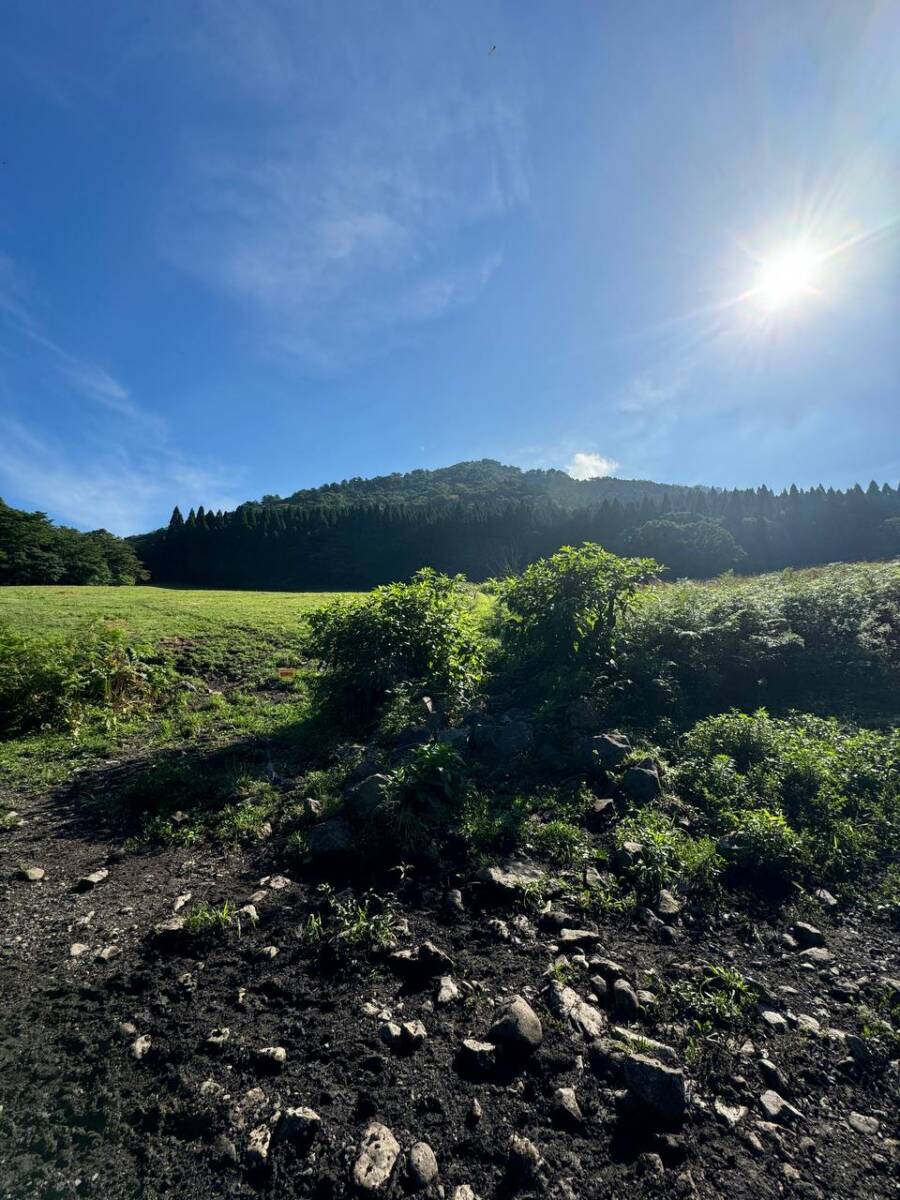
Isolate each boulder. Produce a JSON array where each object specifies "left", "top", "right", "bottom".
[
  {"left": 758, "top": 1090, "right": 802, "bottom": 1125},
  {"left": 622, "top": 766, "right": 662, "bottom": 803},
  {"left": 458, "top": 1038, "right": 497, "bottom": 1074},
  {"left": 791, "top": 922, "right": 825, "bottom": 948},
  {"left": 408, "top": 1142, "right": 439, "bottom": 1187},
  {"left": 280, "top": 1106, "right": 322, "bottom": 1146},
  {"left": 588, "top": 732, "right": 631, "bottom": 768},
  {"left": 488, "top": 995, "right": 543, "bottom": 1054},
  {"left": 352, "top": 1122, "right": 401, "bottom": 1193},
  {"left": 623, "top": 1053, "right": 686, "bottom": 1122},
  {"left": 613, "top": 979, "right": 640, "bottom": 1020},
  {"left": 309, "top": 819, "right": 353, "bottom": 861},
  {"left": 545, "top": 980, "right": 607, "bottom": 1040}
]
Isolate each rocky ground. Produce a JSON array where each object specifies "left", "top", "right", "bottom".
[{"left": 1, "top": 782, "right": 899, "bottom": 1200}]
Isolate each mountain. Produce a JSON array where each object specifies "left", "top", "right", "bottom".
[
  {"left": 250, "top": 459, "right": 707, "bottom": 513},
  {"left": 129, "top": 461, "right": 900, "bottom": 591}
]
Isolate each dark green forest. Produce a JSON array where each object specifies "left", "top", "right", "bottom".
[
  {"left": 0, "top": 499, "right": 147, "bottom": 586},
  {"left": 133, "top": 460, "right": 900, "bottom": 589}
]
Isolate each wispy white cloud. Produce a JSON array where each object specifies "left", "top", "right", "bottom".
[
  {"left": 617, "top": 369, "right": 688, "bottom": 414},
  {"left": 162, "top": 4, "right": 528, "bottom": 367},
  {"left": 565, "top": 451, "right": 620, "bottom": 480},
  {"left": 0, "top": 416, "right": 239, "bottom": 535}
]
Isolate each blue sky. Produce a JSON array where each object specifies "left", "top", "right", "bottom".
[{"left": 1, "top": 0, "right": 898, "bottom": 534}]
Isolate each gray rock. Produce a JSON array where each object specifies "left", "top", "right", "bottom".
[
  {"left": 623, "top": 1054, "right": 687, "bottom": 1121},
  {"left": 488, "top": 995, "right": 543, "bottom": 1053},
  {"left": 758, "top": 1058, "right": 791, "bottom": 1095},
  {"left": 69, "top": 942, "right": 90, "bottom": 958},
  {"left": 153, "top": 915, "right": 186, "bottom": 944},
  {"left": 846, "top": 1033, "right": 874, "bottom": 1065},
  {"left": 477, "top": 859, "right": 545, "bottom": 900},
  {"left": 19, "top": 866, "right": 45, "bottom": 882},
  {"left": 308, "top": 819, "right": 353, "bottom": 861},
  {"left": 254, "top": 1046, "right": 287, "bottom": 1071},
  {"left": 212, "top": 1134, "right": 238, "bottom": 1164},
  {"left": 622, "top": 766, "right": 662, "bottom": 803},
  {"left": 459, "top": 1038, "right": 497, "bottom": 1073},
  {"left": 246, "top": 1124, "right": 271, "bottom": 1169},
  {"left": 436, "top": 975, "right": 460, "bottom": 1005},
  {"left": 557, "top": 927, "right": 603, "bottom": 948},
  {"left": 352, "top": 1122, "right": 400, "bottom": 1192},
  {"left": 280, "top": 1106, "right": 322, "bottom": 1145},
  {"left": 714, "top": 1098, "right": 748, "bottom": 1127},
  {"left": 545, "top": 980, "right": 607, "bottom": 1040},
  {"left": 401, "top": 1020, "right": 427, "bottom": 1050},
  {"left": 76, "top": 868, "right": 109, "bottom": 892},
  {"left": 799, "top": 946, "right": 834, "bottom": 966},
  {"left": 848, "top": 1112, "right": 879, "bottom": 1136},
  {"left": 508, "top": 1134, "right": 543, "bottom": 1180},
  {"left": 813, "top": 887, "right": 838, "bottom": 910},
  {"left": 613, "top": 978, "right": 640, "bottom": 1020},
  {"left": 552, "top": 1086, "right": 584, "bottom": 1127},
  {"left": 444, "top": 888, "right": 465, "bottom": 916},
  {"left": 792, "top": 922, "right": 826, "bottom": 948},
  {"left": 451, "top": 1188, "right": 478, "bottom": 1200},
  {"left": 588, "top": 732, "right": 631, "bottom": 768},
  {"left": 408, "top": 1142, "right": 439, "bottom": 1187},
  {"left": 615, "top": 842, "right": 644, "bottom": 870},
  {"left": 131, "top": 1034, "right": 152, "bottom": 1060},
  {"left": 656, "top": 889, "right": 682, "bottom": 921},
  {"left": 759, "top": 1009, "right": 789, "bottom": 1034},
  {"left": 346, "top": 774, "right": 391, "bottom": 819},
  {"left": 379, "top": 1021, "right": 402, "bottom": 1049},
  {"left": 758, "top": 1090, "right": 802, "bottom": 1124},
  {"left": 611, "top": 1027, "right": 679, "bottom": 1066},
  {"left": 590, "top": 957, "right": 627, "bottom": 983}
]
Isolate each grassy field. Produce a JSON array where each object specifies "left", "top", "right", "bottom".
[{"left": 0, "top": 585, "right": 348, "bottom": 641}]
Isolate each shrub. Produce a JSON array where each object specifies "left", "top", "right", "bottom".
[
  {"left": 0, "top": 623, "right": 177, "bottom": 738},
  {"left": 721, "top": 808, "right": 804, "bottom": 881},
  {"left": 499, "top": 543, "right": 660, "bottom": 669},
  {"left": 306, "top": 569, "right": 484, "bottom": 722},
  {"left": 376, "top": 742, "right": 468, "bottom": 857},
  {"left": 527, "top": 818, "right": 589, "bottom": 867},
  {"left": 615, "top": 808, "right": 723, "bottom": 901}
]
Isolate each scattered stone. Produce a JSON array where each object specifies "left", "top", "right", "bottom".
[
  {"left": 458, "top": 1038, "right": 497, "bottom": 1074},
  {"left": 69, "top": 943, "right": 90, "bottom": 958},
  {"left": 444, "top": 888, "right": 465, "bottom": 916},
  {"left": 487, "top": 917, "right": 510, "bottom": 941},
  {"left": 758, "top": 1090, "right": 802, "bottom": 1125},
  {"left": 848, "top": 1112, "right": 879, "bottom": 1136},
  {"left": 623, "top": 1054, "right": 687, "bottom": 1122},
  {"left": 552, "top": 1086, "right": 584, "bottom": 1127},
  {"left": 206, "top": 1027, "right": 231, "bottom": 1051},
  {"left": 813, "top": 887, "right": 838, "bottom": 910},
  {"left": 638, "top": 1152, "right": 665, "bottom": 1178},
  {"left": 796, "top": 1014, "right": 821, "bottom": 1035},
  {"left": 379, "top": 1021, "right": 402, "bottom": 1049},
  {"left": 545, "top": 980, "right": 607, "bottom": 1040},
  {"left": 172, "top": 892, "right": 191, "bottom": 912},
  {"left": 589, "top": 731, "right": 631, "bottom": 766},
  {"left": 615, "top": 841, "right": 644, "bottom": 871},
  {"left": 352, "top": 1122, "right": 401, "bottom": 1193},
  {"left": 586, "top": 798, "right": 616, "bottom": 830},
  {"left": 591, "top": 957, "right": 627, "bottom": 984},
  {"left": 622, "top": 765, "right": 662, "bottom": 803},
  {"left": 98, "top": 945, "right": 122, "bottom": 962},
  {"left": 610, "top": 1027, "right": 679, "bottom": 1066},
  {"left": 714, "top": 1098, "right": 749, "bottom": 1127},
  {"left": 488, "top": 995, "right": 543, "bottom": 1054},
  {"left": 792, "top": 922, "right": 826, "bottom": 948},
  {"left": 436, "top": 976, "right": 460, "bottom": 1005},
  {"left": 389, "top": 940, "right": 453, "bottom": 978},
  {"left": 246, "top": 1124, "right": 271, "bottom": 1169},
  {"left": 759, "top": 1009, "right": 789, "bottom": 1034},
  {"left": 508, "top": 1134, "right": 544, "bottom": 1181},
  {"left": 131, "top": 1034, "right": 152, "bottom": 1060},
  {"left": 613, "top": 978, "right": 640, "bottom": 1020},
  {"left": 18, "top": 866, "right": 45, "bottom": 882},
  {"left": 557, "top": 927, "right": 603, "bottom": 948},
  {"left": 267, "top": 874, "right": 291, "bottom": 890},
  {"left": 846, "top": 1033, "right": 873, "bottom": 1065},
  {"left": 255, "top": 1046, "right": 287, "bottom": 1071},
  {"left": 799, "top": 947, "right": 834, "bottom": 967},
  {"left": 468, "top": 1098, "right": 483, "bottom": 1124},
  {"left": 401, "top": 1020, "right": 428, "bottom": 1050},
  {"left": 656, "top": 889, "right": 682, "bottom": 921},
  {"left": 280, "top": 1106, "right": 322, "bottom": 1145},
  {"left": 212, "top": 1134, "right": 238, "bottom": 1165},
  {"left": 408, "top": 1142, "right": 439, "bottom": 1188},
  {"left": 76, "top": 869, "right": 109, "bottom": 892},
  {"left": 153, "top": 916, "right": 186, "bottom": 944},
  {"left": 309, "top": 819, "right": 353, "bottom": 861},
  {"left": 477, "top": 859, "right": 545, "bottom": 901},
  {"left": 237, "top": 903, "right": 258, "bottom": 923},
  {"left": 257, "top": 945, "right": 279, "bottom": 960},
  {"left": 758, "top": 1058, "right": 791, "bottom": 1095},
  {"left": 199, "top": 1079, "right": 223, "bottom": 1098},
  {"left": 451, "top": 1188, "right": 478, "bottom": 1200}
]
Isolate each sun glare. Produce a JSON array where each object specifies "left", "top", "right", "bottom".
[{"left": 751, "top": 241, "right": 822, "bottom": 312}]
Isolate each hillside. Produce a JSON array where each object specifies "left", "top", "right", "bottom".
[
  {"left": 1, "top": 555, "right": 898, "bottom": 1199},
  {"left": 131, "top": 460, "right": 900, "bottom": 591}
]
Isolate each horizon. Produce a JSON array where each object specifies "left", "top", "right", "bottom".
[{"left": 2, "top": 1, "right": 899, "bottom": 535}]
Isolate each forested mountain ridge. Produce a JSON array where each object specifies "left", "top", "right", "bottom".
[
  {"left": 131, "top": 461, "right": 900, "bottom": 590},
  {"left": 252, "top": 459, "right": 706, "bottom": 513}
]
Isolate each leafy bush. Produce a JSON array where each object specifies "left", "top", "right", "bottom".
[
  {"left": 527, "top": 818, "right": 589, "bottom": 867},
  {"left": 676, "top": 709, "right": 900, "bottom": 889},
  {"left": 306, "top": 568, "right": 484, "bottom": 721},
  {"left": 499, "top": 543, "right": 660, "bottom": 669},
  {"left": 618, "top": 561, "right": 900, "bottom": 723},
  {"left": 299, "top": 884, "right": 397, "bottom": 960},
  {"left": 0, "top": 623, "right": 178, "bottom": 738},
  {"left": 376, "top": 742, "right": 468, "bottom": 857},
  {"left": 615, "top": 808, "right": 723, "bottom": 901}
]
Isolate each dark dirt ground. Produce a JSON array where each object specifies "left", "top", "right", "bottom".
[{"left": 1, "top": 778, "right": 898, "bottom": 1200}]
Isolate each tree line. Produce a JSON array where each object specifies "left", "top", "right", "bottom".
[
  {"left": 133, "top": 474, "right": 900, "bottom": 589},
  {"left": 0, "top": 499, "right": 147, "bottom": 586}
]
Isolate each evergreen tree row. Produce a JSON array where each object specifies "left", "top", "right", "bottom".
[{"left": 133, "top": 474, "right": 900, "bottom": 589}]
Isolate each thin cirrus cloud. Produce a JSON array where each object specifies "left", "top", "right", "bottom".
[
  {"left": 163, "top": 4, "right": 529, "bottom": 368},
  {"left": 0, "top": 255, "right": 239, "bottom": 533}
]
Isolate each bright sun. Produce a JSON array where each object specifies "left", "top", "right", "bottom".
[{"left": 752, "top": 241, "right": 822, "bottom": 311}]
